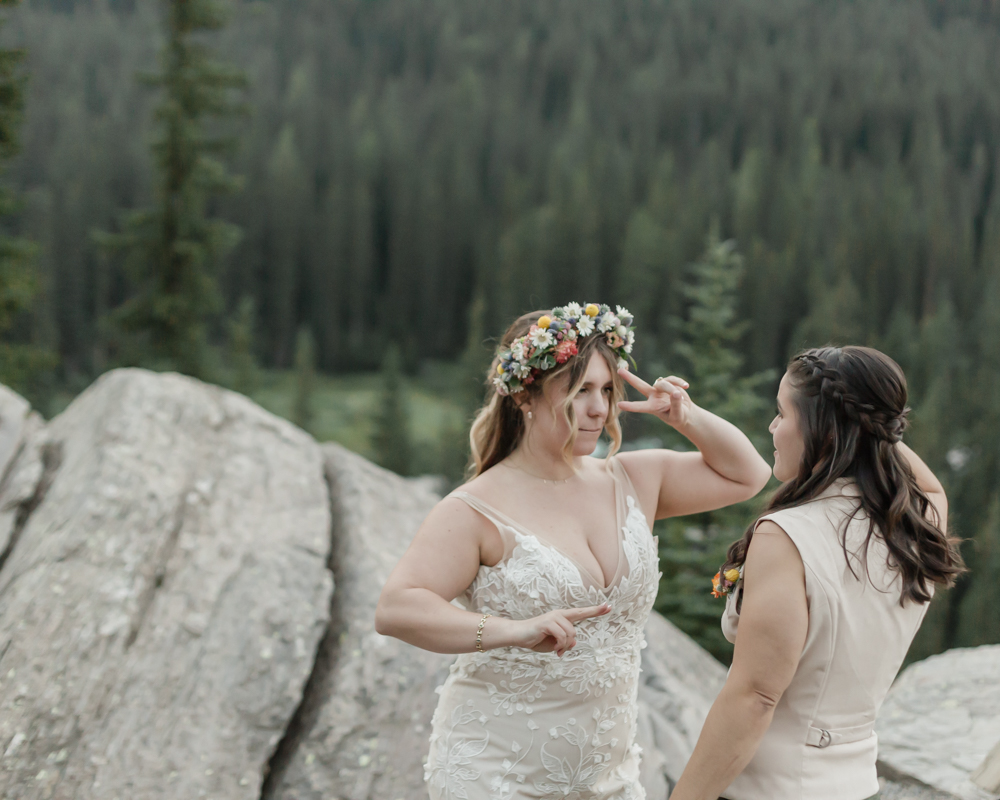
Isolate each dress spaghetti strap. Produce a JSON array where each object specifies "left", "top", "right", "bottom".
[{"left": 448, "top": 491, "right": 518, "bottom": 561}]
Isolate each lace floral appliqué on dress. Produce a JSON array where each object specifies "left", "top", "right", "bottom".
[{"left": 425, "top": 458, "right": 660, "bottom": 800}]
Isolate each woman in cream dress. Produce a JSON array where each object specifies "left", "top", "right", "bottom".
[
  {"left": 375, "top": 303, "right": 772, "bottom": 799},
  {"left": 667, "top": 346, "right": 965, "bottom": 800}
]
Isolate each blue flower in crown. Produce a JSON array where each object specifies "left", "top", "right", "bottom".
[{"left": 492, "top": 303, "right": 636, "bottom": 396}]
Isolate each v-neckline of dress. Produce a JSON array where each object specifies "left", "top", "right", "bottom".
[{"left": 453, "top": 473, "right": 627, "bottom": 592}]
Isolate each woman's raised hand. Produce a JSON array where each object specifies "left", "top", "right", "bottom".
[
  {"left": 506, "top": 604, "right": 611, "bottom": 657},
  {"left": 617, "top": 369, "right": 694, "bottom": 429}
]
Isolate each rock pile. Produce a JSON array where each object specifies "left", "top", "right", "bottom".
[
  {"left": 0, "top": 371, "right": 727, "bottom": 799},
  {"left": 0, "top": 371, "right": 333, "bottom": 799},
  {"left": 877, "top": 645, "right": 1000, "bottom": 800},
  {"left": 0, "top": 368, "right": 995, "bottom": 799}
]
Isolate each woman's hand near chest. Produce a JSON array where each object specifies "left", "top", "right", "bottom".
[{"left": 375, "top": 486, "right": 610, "bottom": 657}]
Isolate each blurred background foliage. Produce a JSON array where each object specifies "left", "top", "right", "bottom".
[{"left": 1, "top": 0, "right": 999, "bottom": 662}]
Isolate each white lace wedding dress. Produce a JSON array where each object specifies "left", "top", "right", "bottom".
[{"left": 425, "top": 457, "right": 660, "bottom": 800}]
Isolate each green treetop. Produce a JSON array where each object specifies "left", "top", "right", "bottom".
[
  {"left": 0, "top": 0, "right": 52, "bottom": 401},
  {"left": 655, "top": 224, "right": 775, "bottom": 663},
  {"left": 98, "top": 0, "right": 245, "bottom": 380}
]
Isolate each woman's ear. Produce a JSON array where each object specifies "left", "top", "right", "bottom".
[{"left": 513, "top": 395, "right": 534, "bottom": 421}]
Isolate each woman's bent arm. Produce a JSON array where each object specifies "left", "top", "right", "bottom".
[
  {"left": 617, "top": 370, "right": 772, "bottom": 520},
  {"left": 668, "top": 521, "right": 808, "bottom": 800},
  {"left": 375, "top": 496, "right": 608, "bottom": 655},
  {"left": 897, "top": 442, "right": 949, "bottom": 533}
]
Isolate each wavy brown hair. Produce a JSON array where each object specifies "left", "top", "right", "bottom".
[
  {"left": 467, "top": 310, "right": 627, "bottom": 478},
  {"left": 723, "top": 345, "right": 964, "bottom": 604}
]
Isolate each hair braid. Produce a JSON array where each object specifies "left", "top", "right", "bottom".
[{"left": 724, "top": 345, "right": 964, "bottom": 606}]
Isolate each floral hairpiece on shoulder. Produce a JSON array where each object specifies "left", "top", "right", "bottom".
[{"left": 493, "top": 302, "right": 636, "bottom": 396}]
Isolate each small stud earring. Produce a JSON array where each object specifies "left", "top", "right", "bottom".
[{"left": 527, "top": 410, "right": 533, "bottom": 420}]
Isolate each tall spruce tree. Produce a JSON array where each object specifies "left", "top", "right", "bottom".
[
  {"left": 292, "top": 326, "right": 316, "bottom": 434},
  {"left": 227, "top": 295, "right": 259, "bottom": 396},
  {"left": 0, "top": 0, "right": 52, "bottom": 401},
  {"left": 654, "top": 225, "right": 775, "bottom": 663},
  {"left": 372, "top": 343, "right": 413, "bottom": 476},
  {"left": 98, "top": 0, "right": 245, "bottom": 379}
]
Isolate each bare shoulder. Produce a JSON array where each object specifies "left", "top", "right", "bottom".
[
  {"left": 614, "top": 449, "right": 675, "bottom": 511},
  {"left": 753, "top": 519, "right": 789, "bottom": 538},
  {"left": 418, "top": 490, "right": 492, "bottom": 540},
  {"left": 613, "top": 448, "right": 661, "bottom": 482},
  {"left": 746, "top": 519, "right": 804, "bottom": 580}
]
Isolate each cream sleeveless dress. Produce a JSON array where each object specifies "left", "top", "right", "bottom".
[
  {"left": 721, "top": 480, "right": 931, "bottom": 800},
  {"left": 424, "top": 458, "right": 660, "bottom": 800}
]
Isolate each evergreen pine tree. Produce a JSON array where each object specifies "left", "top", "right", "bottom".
[
  {"left": 439, "top": 292, "right": 491, "bottom": 484},
  {"left": 227, "top": 295, "right": 258, "bottom": 396},
  {"left": 97, "top": 0, "right": 245, "bottom": 379},
  {"left": 0, "top": 0, "right": 53, "bottom": 401},
  {"left": 655, "top": 223, "right": 775, "bottom": 663},
  {"left": 292, "top": 326, "right": 316, "bottom": 434},
  {"left": 372, "top": 343, "right": 413, "bottom": 476}
]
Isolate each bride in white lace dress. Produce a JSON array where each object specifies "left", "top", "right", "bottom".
[{"left": 376, "top": 304, "right": 771, "bottom": 800}]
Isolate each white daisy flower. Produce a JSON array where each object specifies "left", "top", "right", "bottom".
[
  {"left": 625, "top": 330, "right": 635, "bottom": 354},
  {"left": 529, "top": 327, "right": 555, "bottom": 349},
  {"left": 511, "top": 341, "right": 527, "bottom": 362},
  {"left": 598, "top": 312, "right": 619, "bottom": 333},
  {"left": 616, "top": 305, "right": 632, "bottom": 319},
  {"left": 576, "top": 315, "right": 595, "bottom": 336},
  {"left": 493, "top": 376, "right": 509, "bottom": 395},
  {"left": 564, "top": 302, "right": 583, "bottom": 318},
  {"left": 513, "top": 362, "right": 532, "bottom": 379}
]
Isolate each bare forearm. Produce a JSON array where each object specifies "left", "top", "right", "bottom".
[
  {"left": 897, "top": 442, "right": 945, "bottom": 496},
  {"left": 375, "top": 587, "right": 519, "bottom": 654},
  {"left": 676, "top": 406, "right": 771, "bottom": 489},
  {"left": 669, "top": 680, "right": 776, "bottom": 800},
  {"left": 896, "top": 442, "right": 948, "bottom": 530}
]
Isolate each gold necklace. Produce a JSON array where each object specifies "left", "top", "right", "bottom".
[{"left": 501, "top": 460, "right": 577, "bottom": 485}]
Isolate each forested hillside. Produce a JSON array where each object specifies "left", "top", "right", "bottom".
[{"left": 3, "top": 0, "right": 1000, "bottom": 659}]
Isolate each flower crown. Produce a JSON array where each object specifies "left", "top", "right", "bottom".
[{"left": 493, "top": 303, "right": 636, "bottom": 396}]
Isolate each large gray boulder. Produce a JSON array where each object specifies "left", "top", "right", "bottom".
[
  {"left": 265, "top": 443, "right": 727, "bottom": 800},
  {"left": 0, "top": 369, "right": 737, "bottom": 800},
  {"left": 0, "top": 370, "right": 333, "bottom": 800},
  {"left": 262, "top": 444, "right": 455, "bottom": 800},
  {"left": 877, "top": 645, "right": 1000, "bottom": 800},
  {"left": 636, "top": 612, "right": 727, "bottom": 795}
]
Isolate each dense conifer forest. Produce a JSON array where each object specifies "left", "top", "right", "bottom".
[{"left": 3, "top": 0, "right": 1000, "bottom": 660}]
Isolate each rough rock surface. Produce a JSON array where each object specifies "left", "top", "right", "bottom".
[
  {"left": 0, "top": 370, "right": 333, "bottom": 800},
  {"left": 877, "top": 645, "right": 1000, "bottom": 800},
  {"left": 266, "top": 443, "right": 726, "bottom": 800},
  {"left": 0, "top": 384, "right": 47, "bottom": 559},
  {"left": 263, "top": 444, "right": 455, "bottom": 800},
  {"left": 636, "top": 612, "right": 727, "bottom": 795}
]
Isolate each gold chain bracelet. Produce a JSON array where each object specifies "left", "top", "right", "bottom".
[{"left": 475, "top": 613, "right": 492, "bottom": 652}]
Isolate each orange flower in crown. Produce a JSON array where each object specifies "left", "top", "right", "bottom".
[{"left": 493, "top": 303, "right": 636, "bottom": 396}]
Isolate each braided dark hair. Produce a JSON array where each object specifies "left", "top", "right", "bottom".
[{"left": 723, "top": 345, "right": 964, "bottom": 604}]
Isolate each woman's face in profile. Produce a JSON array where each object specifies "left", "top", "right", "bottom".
[{"left": 769, "top": 371, "right": 805, "bottom": 482}]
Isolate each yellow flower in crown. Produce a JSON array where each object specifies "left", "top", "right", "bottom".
[
  {"left": 725, "top": 568, "right": 741, "bottom": 583},
  {"left": 491, "top": 303, "right": 636, "bottom": 396}
]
